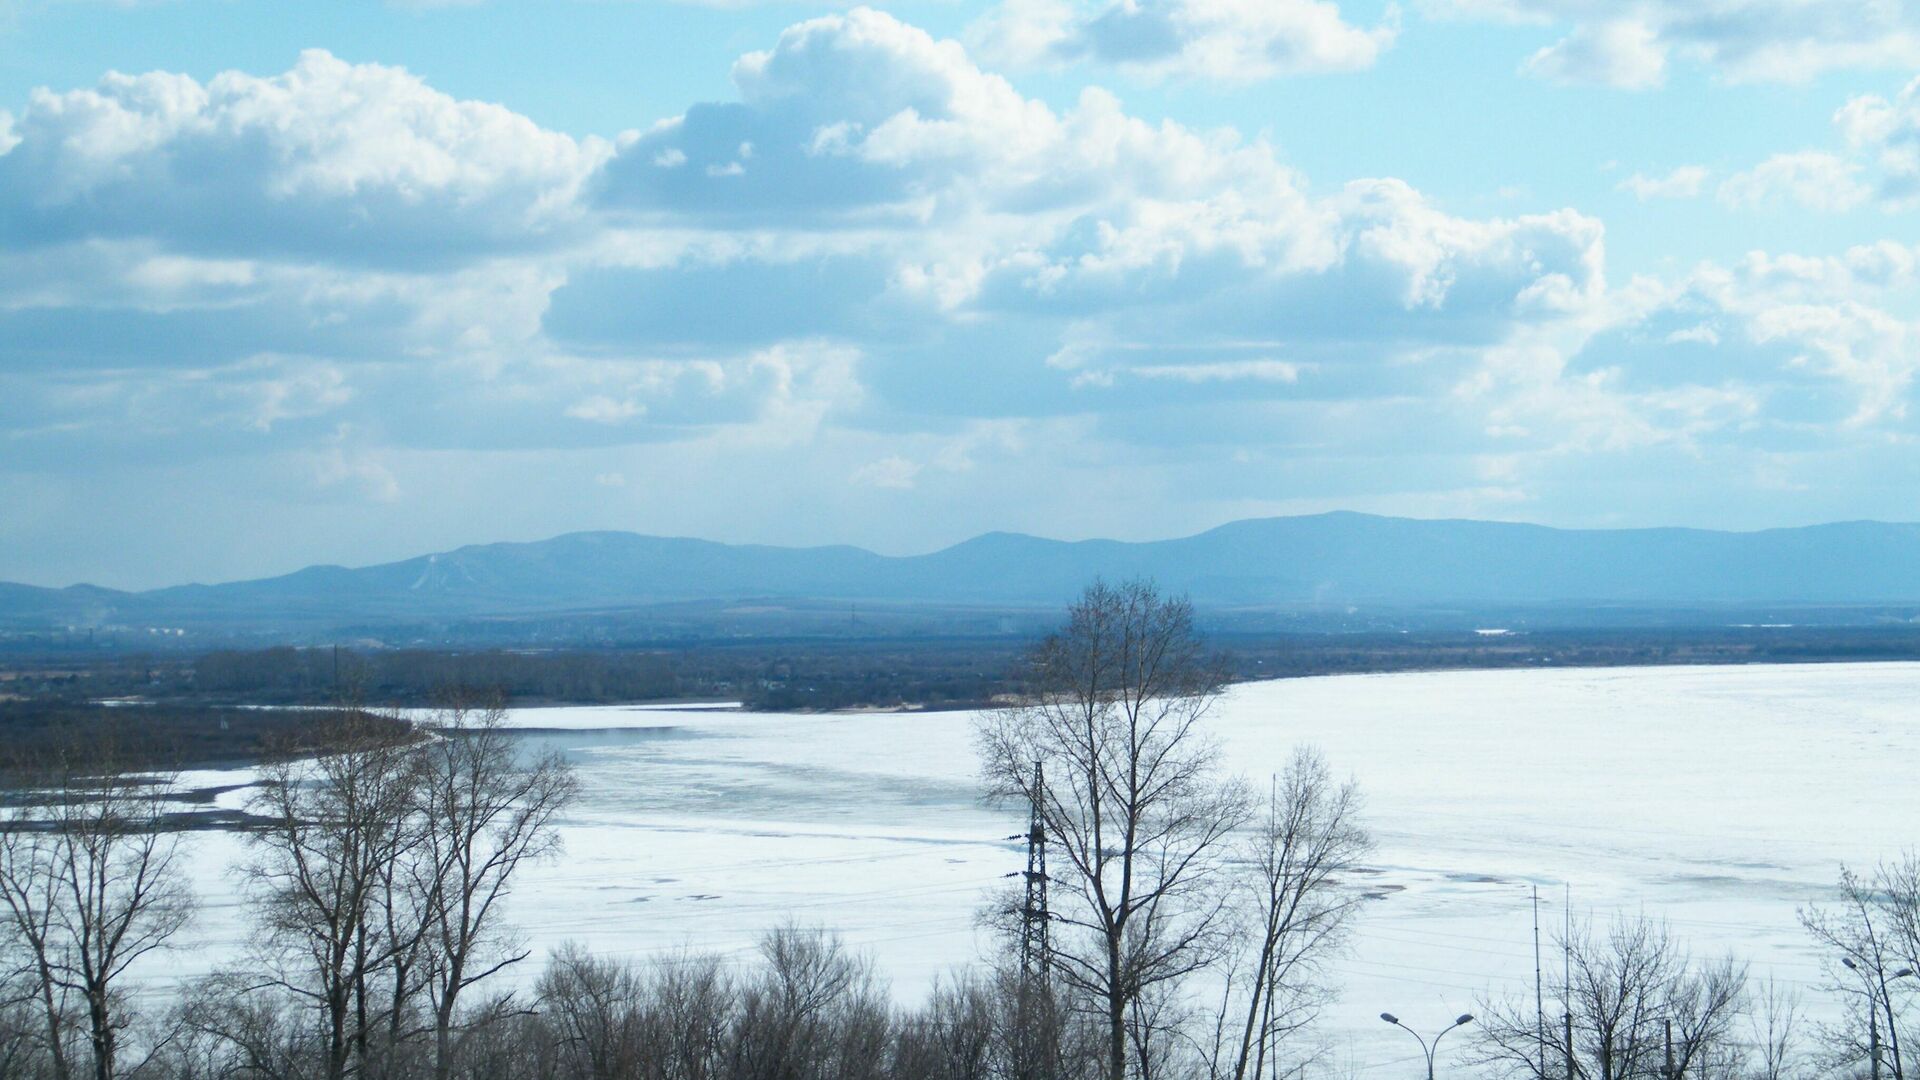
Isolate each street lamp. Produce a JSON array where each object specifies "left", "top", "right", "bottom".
[
  {"left": 1381, "top": 1012, "right": 1475, "bottom": 1080},
  {"left": 1843, "top": 958, "right": 1913, "bottom": 1080}
]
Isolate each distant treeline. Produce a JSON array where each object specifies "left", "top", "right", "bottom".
[
  {"left": 1220, "top": 624, "right": 1920, "bottom": 678},
  {"left": 0, "top": 700, "right": 411, "bottom": 775},
  {"left": 196, "top": 647, "right": 684, "bottom": 703},
  {"left": 7, "top": 626, "right": 1920, "bottom": 713},
  {"left": 1, "top": 641, "right": 1028, "bottom": 711}
]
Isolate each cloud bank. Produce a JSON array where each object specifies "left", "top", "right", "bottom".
[
  {"left": 1433, "top": 0, "right": 1920, "bottom": 87},
  {"left": 3, "top": 8, "right": 1918, "bottom": 585},
  {"left": 968, "top": 0, "right": 1395, "bottom": 82}
]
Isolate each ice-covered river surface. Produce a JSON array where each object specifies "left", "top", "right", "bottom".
[{"left": 163, "top": 663, "right": 1920, "bottom": 1075}]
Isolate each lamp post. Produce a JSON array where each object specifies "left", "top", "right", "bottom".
[
  {"left": 1844, "top": 957, "right": 1914, "bottom": 1080},
  {"left": 1381, "top": 1012, "right": 1475, "bottom": 1080}
]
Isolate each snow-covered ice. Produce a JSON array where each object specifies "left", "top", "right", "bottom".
[
  {"left": 490, "top": 701, "right": 743, "bottom": 730},
  {"left": 150, "top": 662, "right": 1920, "bottom": 1075}
]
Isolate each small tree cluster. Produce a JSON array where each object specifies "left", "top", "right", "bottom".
[
  {"left": 181, "top": 924, "right": 1112, "bottom": 1080},
  {"left": 0, "top": 731, "right": 192, "bottom": 1080},
  {"left": 1467, "top": 861, "right": 1920, "bottom": 1080},
  {"left": 1798, "top": 855, "right": 1920, "bottom": 1080},
  {"left": 1473, "top": 915, "right": 1752, "bottom": 1080},
  {"left": 171, "top": 699, "right": 577, "bottom": 1080}
]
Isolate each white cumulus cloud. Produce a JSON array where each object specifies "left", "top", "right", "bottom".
[
  {"left": 850, "top": 454, "right": 922, "bottom": 489},
  {"left": 970, "top": 0, "right": 1395, "bottom": 83},
  {"left": 565, "top": 396, "right": 645, "bottom": 424},
  {"left": 1616, "top": 165, "right": 1709, "bottom": 200},
  {"left": 1718, "top": 152, "right": 1871, "bottom": 212},
  {"left": 1837, "top": 76, "right": 1920, "bottom": 206},
  {"left": 1523, "top": 18, "right": 1667, "bottom": 89},
  {"left": 0, "top": 50, "right": 611, "bottom": 265},
  {"left": 1433, "top": 0, "right": 1920, "bottom": 87},
  {"left": 1131, "top": 359, "right": 1302, "bottom": 383}
]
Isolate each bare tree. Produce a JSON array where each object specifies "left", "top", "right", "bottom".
[
  {"left": 1803, "top": 862, "right": 1920, "bottom": 1080},
  {"left": 636, "top": 949, "right": 734, "bottom": 1080},
  {"left": 894, "top": 972, "right": 992, "bottom": 1080},
  {"left": 534, "top": 944, "right": 648, "bottom": 1080},
  {"left": 1474, "top": 914, "right": 1746, "bottom": 1080},
  {"left": 1124, "top": 980, "right": 1201, "bottom": 1080},
  {"left": 730, "top": 925, "right": 889, "bottom": 1080},
  {"left": 0, "top": 734, "right": 194, "bottom": 1080},
  {"left": 1745, "top": 975, "right": 1807, "bottom": 1080},
  {"left": 169, "top": 968, "right": 322, "bottom": 1080},
  {"left": 0, "top": 810, "right": 74, "bottom": 1080},
  {"left": 0, "top": 967, "right": 47, "bottom": 1080},
  {"left": 240, "top": 708, "right": 425, "bottom": 1080},
  {"left": 1665, "top": 954, "right": 1749, "bottom": 1078},
  {"left": 1211, "top": 748, "right": 1370, "bottom": 1080},
  {"left": 411, "top": 699, "right": 578, "bottom": 1080},
  {"left": 977, "top": 579, "right": 1249, "bottom": 1080}
]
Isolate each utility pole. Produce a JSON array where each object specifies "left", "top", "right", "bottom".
[
  {"left": 1843, "top": 955, "right": 1912, "bottom": 1080},
  {"left": 1873, "top": 1009, "right": 1884, "bottom": 1080},
  {"left": 1009, "top": 760, "right": 1053, "bottom": 1080},
  {"left": 1881, "top": 967, "right": 1906, "bottom": 1080},
  {"left": 1664, "top": 1018, "right": 1674, "bottom": 1080},
  {"left": 1534, "top": 885, "right": 1547, "bottom": 1079},
  {"left": 1564, "top": 883, "right": 1575, "bottom": 1080},
  {"left": 1020, "top": 760, "right": 1050, "bottom": 980}
]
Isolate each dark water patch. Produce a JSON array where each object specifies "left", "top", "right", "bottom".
[{"left": 174, "top": 782, "right": 257, "bottom": 806}]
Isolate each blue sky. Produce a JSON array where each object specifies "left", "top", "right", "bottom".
[{"left": 3, "top": 0, "right": 1920, "bottom": 588}]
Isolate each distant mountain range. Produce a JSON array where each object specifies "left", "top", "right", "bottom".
[{"left": 8, "top": 512, "right": 1920, "bottom": 640}]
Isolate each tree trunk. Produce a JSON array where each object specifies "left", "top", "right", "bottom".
[
  {"left": 433, "top": 956, "right": 460, "bottom": 1080},
  {"left": 353, "top": 930, "right": 371, "bottom": 1069},
  {"left": 32, "top": 954, "right": 70, "bottom": 1080},
  {"left": 1232, "top": 930, "right": 1278, "bottom": 1080},
  {"left": 1108, "top": 932, "right": 1126, "bottom": 1080},
  {"left": 87, "top": 990, "right": 112, "bottom": 1080},
  {"left": 435, "top": 1015, "right": 453, "bottom": 1080},
  {"left": 327, "top": 986, "right": 350, "bottom": 1080},
  {"left": 1249, "top": 970, "right": 1276, "bottom": 1080}
]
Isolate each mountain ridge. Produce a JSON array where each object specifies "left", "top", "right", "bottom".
[{"left": 10, "top": 512, "right": 1920, "bottom": 636}]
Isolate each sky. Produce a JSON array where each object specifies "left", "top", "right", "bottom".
[{"left": 3, "top": 0, "right": 1920, "bottom": 589}]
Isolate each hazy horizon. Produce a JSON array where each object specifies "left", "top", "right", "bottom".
[{"left": 18, "top": 509, "right": 1920, "bottom": 593}]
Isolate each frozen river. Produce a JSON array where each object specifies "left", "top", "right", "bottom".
[{"left": 164, "top": 662, "right": 1920, "bottom": 1075}]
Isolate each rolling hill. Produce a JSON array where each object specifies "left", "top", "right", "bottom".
[{"left": 7, "top": 512, "right": 1920, "bottom": 638}]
